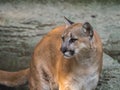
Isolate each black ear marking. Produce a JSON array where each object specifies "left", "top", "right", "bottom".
[
  {"left": 82, "top": 22, "right": 94, "bottom": 39},
  {"left": 64, "top": 16, "right": 74, "bottom": 25}
]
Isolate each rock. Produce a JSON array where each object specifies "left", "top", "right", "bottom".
[
  {"left": 0, "top": 2, "right": 120, "bottom": 90},
  {"left": 96, "top": 53, "right": 120, "bottom": 90},
  {"left": 0, "top": 25, "right": 47, "bottom": 71},
  {"left": 103, "top": 30, "right": 120, "bottom": 63}
]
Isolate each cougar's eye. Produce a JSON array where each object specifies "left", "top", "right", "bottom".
[{"left": 69, "top": 38, "right": 78, "bottom": 43}]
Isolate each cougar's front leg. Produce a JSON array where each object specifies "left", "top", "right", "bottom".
[{"left": 29, "top": 65, "right": 51, "bottom": 90}]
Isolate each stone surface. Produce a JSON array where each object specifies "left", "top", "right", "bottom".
[
  {"left": 103, "top": 31, "right": 120, "bottom": 63},
  {"left": 0, "top": 2, "right": 120, "bottom": 90},
  {"left": 0, "top": 25, "right": 46, "bottom": 71},
  {"left": 96, "top": 53, "right": 120, "bottom": 90}
]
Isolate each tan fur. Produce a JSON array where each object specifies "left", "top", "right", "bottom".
[
  {"left": 0, "top": 68, "right": 29, "bottom": 87},
  {"left": 29, "top": 23, "right": 103, "bottom": 90},
  {"left": 0, "top": 22, "right": 103, "bottom": 90}
]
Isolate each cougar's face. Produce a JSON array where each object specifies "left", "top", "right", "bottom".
[
  {"left": 60, "top": 23, "right": 93, "bottom": 59},
  {"left": 60, "top": 17, "right": 93, "bottom": 59}
]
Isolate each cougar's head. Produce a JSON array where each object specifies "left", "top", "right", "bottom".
[{"left": 60, "top": 17, "right": 94, "bottom": 59}]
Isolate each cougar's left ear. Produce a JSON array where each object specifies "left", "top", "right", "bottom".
[
  {"left": 64, "top": 16, "right": 74, "bottom": 28},
  {"left": 82, "top": 22, "right": 94, "bottom": 40}
]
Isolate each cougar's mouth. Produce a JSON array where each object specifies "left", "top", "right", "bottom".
[
  {"left": 63, "top": 50, "right": 75, "bottom": 58},
  {"left": 60, "top": 47, "right": 75, "bottom": 58}
]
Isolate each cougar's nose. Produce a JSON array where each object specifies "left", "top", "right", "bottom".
[{"left": 60, "top": 47, "right": 67, "bottom": 53}]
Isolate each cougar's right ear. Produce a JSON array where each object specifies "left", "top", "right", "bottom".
[{"left": 64, "top": 16, "right": 74, "bottom": 28}]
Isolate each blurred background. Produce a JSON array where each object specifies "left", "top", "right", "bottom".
[{"left": 0, "top": 0, "right": 120, "bottom": 90}]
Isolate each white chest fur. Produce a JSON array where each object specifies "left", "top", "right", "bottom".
[{"left": 63, "top": 69, "right": 99, "bottom": 90}]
